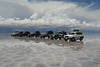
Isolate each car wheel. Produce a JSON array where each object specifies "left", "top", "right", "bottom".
[
  {"left": 43, "top": 36, "right": 45, "bottom": 38},
  {"left": 55, "top": 37, "right": 57, "bottom": 40},
  {"left": 71, "top": 37, "right": 76, "bottom": 42},
  {"left": 41, "top": 37, "right": 42, "bottom": 38},
  {"left": 64, "top": 39, "right": 67, "bottom": 41},
  {"left": 28, "top": 35, "right": 30, "bottom": 37},
  {"left": 59, "top": 38, "right": 61, "bottom": 40},
  {"left": 51, "top": 38, "right": 54, "bottom": 40},
  {"left": 80, "top": 37, "right": 83, "bottom": 41},
  {"left": 48, "top": 36, "right": 50, "bottom": 38}
]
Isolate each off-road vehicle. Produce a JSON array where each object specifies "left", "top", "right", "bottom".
[
  {"left": 31, "top": 31, "right": 41, "bottom": 37},
  {"left": 11, "top": 31, "right": 23, "bottom": 37},
  {"left": 51, "top": 31, "right": 67, "bottom": 40},
  {"left": 40, "top": 30, "right": 54, "bottom": 38},
  {"left": 64, "top": 31, "right": 84, "bottom": 41}
]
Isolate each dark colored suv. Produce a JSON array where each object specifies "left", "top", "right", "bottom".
[
  {"left": 51, "top": 31, "right": 67, "bottom": 40},
  {"left": 41, "top": 30, "right": 54, "bottom": 38}
]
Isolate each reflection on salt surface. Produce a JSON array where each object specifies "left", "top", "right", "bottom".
[
  {"left": 0, "top": 35, "right": 100, "bottom": 67},
  {"left": 13, "top": 37, "right": 84, "bottom": 51}
]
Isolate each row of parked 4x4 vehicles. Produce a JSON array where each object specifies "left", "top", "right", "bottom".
[{"left": 11, "top": 29, "right": 84, "bottom": 42}]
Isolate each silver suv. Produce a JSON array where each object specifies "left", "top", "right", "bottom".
[{"left": 64, "top": 31, "right": 84, "bottom": 41}]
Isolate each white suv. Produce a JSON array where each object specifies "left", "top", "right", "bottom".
[{"left": 64, "top": 31, "right": 84, "bottom": 41}]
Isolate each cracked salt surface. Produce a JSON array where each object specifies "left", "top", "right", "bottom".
[{"left": 0, "top": 35, "right": 100, "bottom": 67}]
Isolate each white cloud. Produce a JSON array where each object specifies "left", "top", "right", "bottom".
[
  {"left": 0, "top": 0, "right": 100, "bottom": 29},
  {"left": 0, "top": 1, "right": 32, "bottom": 19}
]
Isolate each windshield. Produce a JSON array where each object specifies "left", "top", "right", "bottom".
[
  {"left": 69, "top": 33, "right": 75, "bottom": 35},
  {"left": 76, "top": 32, "right": 82, "bottom": 35}
]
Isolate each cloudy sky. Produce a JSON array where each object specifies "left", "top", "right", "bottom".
[{"left": 0, "top": 0, "right": 100, "bottom": 31}]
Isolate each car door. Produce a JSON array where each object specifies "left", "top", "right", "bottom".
[{"left": 75, "top": 33, "right": 80, "bottom": 40}]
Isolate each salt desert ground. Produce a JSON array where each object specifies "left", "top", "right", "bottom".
[{"left": 0, "top": 33, "right": 100, "bottom": 67}]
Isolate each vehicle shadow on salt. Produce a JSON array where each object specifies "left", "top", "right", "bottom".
[{"left": 12, "top": 37, "right": 84, "bottom": 51}]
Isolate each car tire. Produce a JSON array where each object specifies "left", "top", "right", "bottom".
[
  {"left": 43, "top": 36, "right": 45, "bottom": 38},
  {"left": 48, "top": 36, "right": 50, "bottom": 38},
  {"left": 41, "top": 37, "right": 42, "bottom": 39},
  {"left": 59, "top": 38, "right": 61, "bottom": 40},
  {"left": 55, "top": 37, "right": 57, "bottom": 40},
  {"left": 64, "top": 39, "right": 67, "bottom": 41},
  {"left": 80, "top": 37, "right": 83, "bottom": 41},
  {"left": 51, "top": 37, "right": 53, "bottom": 40},
  {"left": 71, "top": 37, "right": 76, "bottom": 42}
]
